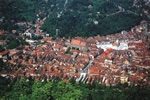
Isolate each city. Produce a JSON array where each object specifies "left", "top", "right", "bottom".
[
  {"left": 0, "top": 20, "right": 150, "bottom": 87},
  {"left": 0, "top": 0, "right": 150, "bottom": 99}
]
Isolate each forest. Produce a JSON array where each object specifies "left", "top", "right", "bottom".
[
  {"left": 41, "top": 0, "right": 144, "bottom": 38},
  {"left": 0, "top": 34, "right": 28, "bottom": 51},
  {"left": 0, "top": 0, "right": 149, "bottom": 38},
  {"left": 0, "top": 77, "right": 150, "bottom": 100},
  {"left": 0, "top": 0, "right": 46, "bottom": 31}
]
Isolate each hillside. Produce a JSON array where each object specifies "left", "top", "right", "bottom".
[
  {"left": 41, "top": 0, "right": 144, "bottom": 37},
  {"left": 0, "top": 0, "right": 148, "bottom": 38},
  {"left": 0, "top": 0, "right": 150, "bottom": 99}
]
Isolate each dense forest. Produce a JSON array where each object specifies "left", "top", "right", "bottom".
[
  {"left": 41, "top": 0, "right": 145, "bottom": 38},
  {"left": 0, "top": 0, "right": 46, "bottom": 31},
  {"left": 0, "top": 34, "right": 28, "bottom": 51},
  {"left": 0, "top": 77, "right": 150, "bottom": 100},
  {"left": 0, "top": 0, "right": 149, "bottom": 38}
]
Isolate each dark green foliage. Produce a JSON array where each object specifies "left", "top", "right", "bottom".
[
  {"left": 0, "top": 76, "right": 11, "bottom": 97},
  {"left": 11, "top": 78, "right": 32, "bottom": 98},
  {"left": 0, "top": 35, "right": 27, "bottom": 50},
  {"left": 41, "top": 0, "right": 143, "bottom": 38},
  {"left": 0, "top": 0, "right": 45, "bottom": 31},
  {"left": 109, "top": 0, "right": 133, "bottom": 9},
  {"left": 1, "top": 77, "right": 150, "bottom": 100},
  {"left": 52, "top": 81, "right": 83, "bottom": 100},
  {"left": 32, "top": 36, "right": 43, "bottom": 40},
  {"left": 31, "top": 81, "right": 53, "bottom": 100},
  {"left": 0, "top": 0, "right": 147, "bottom": 37},
  {"left": 0, "top": 35, "right": 7, "bottom": 40},
  {"left": 65, "top": 47, "right": 73, "bottom": 55},
  {"left": 6, "top": 39, "right": 19, "bottom": 49}
]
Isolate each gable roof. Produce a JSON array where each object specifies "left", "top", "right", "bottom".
[
  {"left": 0, "top": 50, "right": 9, "bottom": 56},
  {"left": 71, "top": 39, "right": 80, "bottom": 45},
  {"left": 71, "top": 39, "right": 86, "bottom": 47}
]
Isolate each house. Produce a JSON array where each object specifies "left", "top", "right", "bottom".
[
  {"left": 12, "top": 30, "right": 17, "bottom": 34},
  {"left": 0, "top": 50, "right": 9, "bottom": 59},
  {"left": 120, "top": 72, "right": 128, "bottom": 84},
  {"left": 0, "top": 30, "right": 5, "bottom": 35},
  {"left": 41, "top": 37, "right": 52, "bottom": 43},
  {"left": 16, "top": 22, "right": 26, "bottom": 26},
  {"left": 101, "top": 49, "right": 113, "bottom": 57},
  {"left": 112, "top": 40, "right": 120, "bottom": 48},
  {"left": 24, "top": 30, "right": 34, "bottom": 38},
  {"left": 69, "top": 39, "right": 88, "bottom": 51},
  {"left": 0, "top": 40, "right": 7, "bottom": 46},
  {"left": 9, "top": 49, "right": 21, "bottom": 57}
]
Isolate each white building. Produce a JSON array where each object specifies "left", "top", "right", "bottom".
[{"left": 96, "top": 40, "right": 128, "bottom": 51}]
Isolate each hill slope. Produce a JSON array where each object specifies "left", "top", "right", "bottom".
[
  {"left": 0, "top": 0, "right": 148, "bottom": 37},
  {"left": 41, "top": 0, "right": 143, "bottom": 37}
]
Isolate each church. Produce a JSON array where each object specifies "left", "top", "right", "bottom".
[{"left": 69, "top": 39, "right": 88, "bottom": 51}]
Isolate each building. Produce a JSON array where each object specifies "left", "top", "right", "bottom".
[
  {"left": 24, "top": 30, "right": 34, "bottom": 38},
  {"left": 0, "top": 50, "right": 9, "bottom": 59},
  {"left": 0, "top": 30, "right": 5, "bottom": 35},
  {"left": 69, "top": 39, "right": 88, "bottom": 51},
  {"left": 0, "top": 40, "right": 7, "bottom": 46}
]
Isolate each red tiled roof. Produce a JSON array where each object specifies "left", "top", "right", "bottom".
[
  {"left": 70, "top": 49, "right": 79, "bottom": 53},
  {"left": 71, "top": 39, "right": 86, "bottom": 47},
  {"left": 35, "top": 24, "right": 39, "bottom": 27},
  {"left": 0, "top": 30, "right": 5, "bottom": 35},
  {"left": 0, "top": 40, "right": 7, "bottom": 42},
  {"left": 25, "top": 45, "right": 30, "bottom": 48},
  {"left": 71, "top": 39, "right": 80, "bottom": 45},
  {"left": 0, "top": 50, "right": 9, "bottom": 55},
  {"left": 80, "top": 41, "right": 86, "bottom": 46},
  {"left": 101, "top": 49, "right": 113, "bottom": 57},
  {"left": 47, "top": 67, "right": 51, "bottom": 70}
]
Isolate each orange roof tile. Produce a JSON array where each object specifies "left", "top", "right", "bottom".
[
  {"left": 0, "top": 30, "right": 5, "bottom": 35},
  {"left": 0, "top": 50, "right": 9, "bottom": 55},
  {"left": 71, "top": 39, "right": 80, "bottom": 45},
  {"left": 80, "top": 41, "right": 86, "bottom": 46},
  {"left": 71, "top": 39, "right": 87, "bottom": 47},
  {"left": 101, "top": 49, "right": 113, "bottom": 57}
]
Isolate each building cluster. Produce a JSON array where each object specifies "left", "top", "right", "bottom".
[{"left": 0, "top": 20, "right": 150, "bottom": 86}]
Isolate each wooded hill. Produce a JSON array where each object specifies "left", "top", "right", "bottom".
[{"left": 0, "top": 0, "right": 149, "bottom": 38}]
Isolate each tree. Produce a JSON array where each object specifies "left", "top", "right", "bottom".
[
  {"left": 52, "top": 81, "right": 83, "bottom": 100},
  {"left": 0, "top": 0, "right": 45, "bottom": 31},
  {"left": 1, "top": 78, "right": 150, "bottom": 100},
  {"left": 41, "top": 0, "right": 143, "bottom": 38},
  {"left": 6, "top": 40, "right": 19, "bottom": 49},
  {"left": 0, "top": 76, "right": 11, "bottom": 97},
  {"left": 32, "top": 81, "right": 53, "bottom": 100},
  {"left": 11, "top": 78, "right": 32, "bottom": 98}
]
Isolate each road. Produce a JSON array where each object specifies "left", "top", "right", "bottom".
[
  {"left": 105, "top": 5, "right": 125, "bottom": 17},
  {"left": 76, "top": 59, "right": 93, "bottom": 82},
  {"left": 82, "top": 59, "right": 93, "bottom": 73},
  {"left": 57, "top": 0, "right": 68, "bottom": 18}
]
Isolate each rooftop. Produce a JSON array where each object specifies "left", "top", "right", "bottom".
[{"left": 71, "top": 39, "right": 86, "bottom": 47}]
